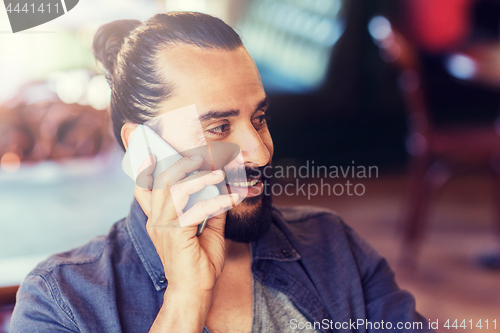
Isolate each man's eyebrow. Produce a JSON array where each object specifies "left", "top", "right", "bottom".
[
  {"left": 255, "top": 96, "right": 270, "bottom": 112},
  {"left": 199, "top": 110, "right": 240, "bottom": 122},
  {"left": 198, "top": 96, "right": 270, "bottom": 122}
]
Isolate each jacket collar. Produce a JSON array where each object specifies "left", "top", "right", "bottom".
[
  {"left": 126, "top": 198, "right": 166, "bottom": 291},
  {"left": 125, "top": 199, "right": 301, "bottom": 291},
  {"left": 252, "top": 208, "right": 301, "bottom": 262}
]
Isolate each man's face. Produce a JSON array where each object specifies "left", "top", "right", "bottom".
[{"left": 155, "top": 45, "right": 274, "bottom": 242}]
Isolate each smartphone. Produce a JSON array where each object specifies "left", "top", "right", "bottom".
[{"left": 122, "top": 124, "right": 220, "bottom": 213}]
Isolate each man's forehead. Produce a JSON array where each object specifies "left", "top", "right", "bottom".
[
  {"left": 157, "top": 44, "right": 261, "bottom": 89},
  {"left": 156, "top": 44, "right": 265, "bottom": 117},
  {"left": 158, "top": 44, "right": 253, "bottom": 70},
  {"left": 148, "top": 104, "right": 200, "bottom": 129}
]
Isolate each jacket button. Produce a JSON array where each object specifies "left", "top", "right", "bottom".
[
  {"left": 282, "top": 249, "right": 292, "bottom": 258},
  {"left": 159, "top": 275, "right": 166, "bottom": 284}
]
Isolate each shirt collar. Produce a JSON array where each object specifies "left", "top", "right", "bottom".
[
  {"left": 126, "top": 198, "right": 166, "bottom": 291},
  {"left": 125, "top": 199, "right": 301, "bottom": 292}
]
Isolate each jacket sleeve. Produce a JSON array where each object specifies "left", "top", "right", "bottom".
[
  {"left": 342, "top": 222, "right": 434, "bottom": 333},
  {"left": 10, "top": 274, "right": 80, "bottom": 333}
]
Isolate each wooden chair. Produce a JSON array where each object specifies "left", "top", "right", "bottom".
[
  {"left": 0, "top": 286, "right": 18, "bottom": 333},
  {"left": 370, "top": 16, "right": 500, "bottom": 266}
]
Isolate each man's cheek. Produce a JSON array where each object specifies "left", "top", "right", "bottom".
[{"left": 263, "top": 133, "right": 274, "bottom": 159}]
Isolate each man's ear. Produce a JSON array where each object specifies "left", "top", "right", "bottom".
[{"left": 121, "top": 123, "right": 140, "bottom": 151}]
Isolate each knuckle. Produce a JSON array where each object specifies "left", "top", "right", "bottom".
[
  {"left": 214, "top": 195, "right": 229, "bottom": 208},
  {"left": 169, "top": 183, "right": 182, "bottom": 195},
  {"left": 155, "top": 172, "right": 166, "bottom": 183},
  {"left": 193, "top": 199, "right": 209, "bottom": 212},
  {"left": 173, "top": 158, "right": 186, "bottom": 170},
  {"left": 153, "top": 174, "right": 167, "bottom": 189}
]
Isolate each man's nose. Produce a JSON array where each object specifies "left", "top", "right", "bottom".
[{"left": 236, "top": 126, "right": 270, "bottom": 167}]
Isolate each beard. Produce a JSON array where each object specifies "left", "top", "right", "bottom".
[{"left": 223, "top": 166, "right": 273, "bottom": 243}]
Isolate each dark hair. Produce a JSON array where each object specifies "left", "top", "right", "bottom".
[{"left": 92, "top": 12, "right": 243, "bottom": 150}]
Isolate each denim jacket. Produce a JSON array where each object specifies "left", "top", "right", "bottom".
[{"left": 10, "top": 199, "right": 432, "bottom": 332}]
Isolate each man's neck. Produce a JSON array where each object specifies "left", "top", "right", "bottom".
[
  {"left": 225, "top": 240, "right": 250, "bottom": 263},
  {"left": 206, "top": 240, "right": 253, "bottom": 332}
]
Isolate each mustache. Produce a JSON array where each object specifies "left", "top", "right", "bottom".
[{"left": 223, "top": 164, "right": 273, "bottom": 182}]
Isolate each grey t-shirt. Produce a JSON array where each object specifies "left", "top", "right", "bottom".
[{"left": 203, "top": 276, "right": 321, "bottom": 333}]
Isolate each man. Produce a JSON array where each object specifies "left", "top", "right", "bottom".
[{"left": 10, "top": 12, "right": 432, "bottom": 332}]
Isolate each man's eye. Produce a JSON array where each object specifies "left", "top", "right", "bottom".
[
  {"left": 207, "top": 124, "right": 230, "bottom": 136},
  {"left": 252, "top": 114, "right": 268, "bottom": 127}
]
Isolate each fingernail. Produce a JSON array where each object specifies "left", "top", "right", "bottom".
[
  {"left": 230, "top": 193, "right": 239, "bottom": 199},
  {"left": 190, "top": 155, "right": 202, "bottom": 160},
  {"left": 212, "top": 170, "right": 223, "bottom": 176}
]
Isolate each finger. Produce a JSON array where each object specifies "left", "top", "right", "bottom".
[
  {"left": 135, "top": 186, "right": 153, "bottom": 217},
  {"left": 197, "top": 212, "right": 227, "bottom": 255},
  {"left": 134, "top": 154, "right": 156, "bottom": 217},
  {"left": 201, "top": 211, "right": 227, "bottom": 234},
  {"left": 178, "top": 193, "right": 239, "bottom": 227},
  {"left": 149, "top": 155, "right": 203, "bottom": 220},
  {"left": 136, "top": 153, "right": 156, "bottom": 189},
  {"left": 153, "top": 155, "right": 204, "bottom": 190},
  {"left": 170, "top": 170, "right": 225, "bottom": 212}
]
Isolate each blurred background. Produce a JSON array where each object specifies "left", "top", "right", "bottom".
[{"left": 1, "top": 0, "right": 500, "bottom": 331}]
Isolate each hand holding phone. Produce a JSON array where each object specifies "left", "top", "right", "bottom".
[
  {"left": 132, "top": 150, "right": 239, "bottom": 311},
  {"left": 122, "top": 124, "right": 220, "bottom": 216}
]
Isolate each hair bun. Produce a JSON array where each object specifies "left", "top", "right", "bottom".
[{"left": 93, "top": 20, "right": 141, "bottom": 76}]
